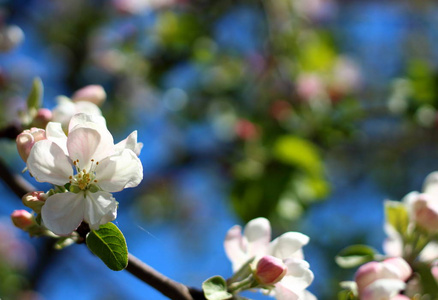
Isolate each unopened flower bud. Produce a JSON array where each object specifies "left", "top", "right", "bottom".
[
  {"left": 22, "top": 191, "right": 47, "bottom": 213},
  {"left": 255, "top": 255, "right": 287, "bottom": 285},
  {"left": 32, "top": 108, "right": 52, "bottom": 128},
  {"left": 72, "top": 85, "right": 106, "bottom": 106},
  {"left": 11, "top": 210, "right": 35, "bottom": 230},
  {"left": 16, "top": 128, "right": 46, "bottom": 162}
]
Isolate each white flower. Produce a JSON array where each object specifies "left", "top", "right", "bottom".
[
  {"left": 26, "top": 113, "right": 143, "bottom": 235},
  {"left": 384, "top": 172, "right": 438, "bottom": 261},
  {"left": 224, "top": 217, "right": 315, "bottom": 300},
  {"left": 52, "top": 96, "right": 103, "bottom": 130}
]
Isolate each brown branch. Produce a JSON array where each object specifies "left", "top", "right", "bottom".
[{"left": 126, "top": 254, "right": 206, "bottom": 300}]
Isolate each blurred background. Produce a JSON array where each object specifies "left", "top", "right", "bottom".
[{"left": 1, "top": 0, "right": 438, "bottom": 299}]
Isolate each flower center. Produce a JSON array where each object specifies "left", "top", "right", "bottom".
[{"left": 69, "top": 159, "right": 99, "bottom": 192}]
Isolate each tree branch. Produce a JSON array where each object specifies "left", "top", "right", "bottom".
[{"left": 126, "top": 253, "right": 206, "bottom": 300}]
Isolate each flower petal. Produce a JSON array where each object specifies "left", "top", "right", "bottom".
[
  {"left": 360, "top": 278, "right": 406, "bottom": 300},
  {"left": 68, "top": 112, "right": 106, "bottom": 132},
  {"left": 41, "top": 192, "right": 85, "bottom": 236},
  {"left": 95, "top": 149, "right": 143, "bottom": 192},
  {"left": 67, "top": 126, "right": 115, "bottom": 170},
  {"left": 281, "top": 258, "right": 314, "bottom": 291},
  {"left": 83, "top": 191, "right": 117, "bottom": 230},
  {"left": 46, "top": 122, "right": 68, "bottom": 154},
  {"left": 115, "top": 130, "right": 143, "bottom": 156},
  {"left": 274, "top": 284, "right": 300, "bottom": 300},
  {"left": 224, "top": 225, "right": 248, "bottom": 271},
  {"left": 423, "top": 171, "right": 438, "bottom": 198},
  {"left": 27, "top": 140, "right": 73, "bottom": 185},
  {"left": 244, "top": 217, "right": 271, "bottom": 258},
  {"left": 269, "top": 232, "right": 309, "bottom": 260}
]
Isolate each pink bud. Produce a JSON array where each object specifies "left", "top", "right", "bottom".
[
  {"left": 32, "top": 108, "right": 52, "bottom": 128},
  {"left": 22, "top": 191, "right": 47, "bottom": 213},
  {"left": 71, "top": 85, "right": 106, "bottom": 106},
  {"left": 11, "top": 210, "right": 34, "bottom": 230},
  {"left": 412, "top": 193, "right": 438, "bottom": 232},
  {"left": 16, "top": 128, "right": 46, "bottom": 162},
  {"left": 255, "top": 255, "right": 287, "bottom": 285}
]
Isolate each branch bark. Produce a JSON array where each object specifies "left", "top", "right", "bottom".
[{"left": 126, "top": 254, "right": 206, "bottom": 300}]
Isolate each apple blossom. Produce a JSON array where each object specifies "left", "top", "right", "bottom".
[
  {"left": 51, "top": 96, "right": 103, "bottom": 130},
  {"left": 355, "top": 258, "right": 411, "bottom": 300},
  {"left": 26, "top": 113, "right": 143, "bottom": 235},
  {"left": 224, "top": 217, "right": 314, "bottom": 299},
  {"left": 16, "top": 128, "right": 47, "bottom": 162}
]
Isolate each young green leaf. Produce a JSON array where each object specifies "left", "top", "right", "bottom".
[
  {"left": 202, "top": 276, "right": 233, "bottom": 300},
  {"left": 27, "top": 77, "right": 44, "bottom": 111},
  {"left": 384, "top": 200, "right": 409, "bottom": 235},
  {"left": 86, "top": 222, "right": 128, "bottom": 271},
  {"left": 335, "top": 244, "right": 378, "bottom": 268}
]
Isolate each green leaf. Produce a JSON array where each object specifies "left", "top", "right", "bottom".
[
  {"left": 384, "top": 200, "right": 409, "bottom": 235},
  {"left": 202, "top": 276, "right": 233, "bottom": 300},
  {"left": 272, "top": 135, "right": 323, "bottom": 176},
  {"left": 27, "top": 77, "right": 44, "bottom": 111},
  {"left": 86, "top": 222, "right": 128, "bottom": 271},
  {"left": 335, "top": 245, "right": 378, "bottom": 268}
]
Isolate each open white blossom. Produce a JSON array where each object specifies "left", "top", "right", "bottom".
[
  {"left": 27, "top": 113, "right": 143, "bottom": 235},
  {"left": 224, "top": 217, "right": 315, "bottom": 300}
]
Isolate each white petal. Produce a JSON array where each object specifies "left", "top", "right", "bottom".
[
  {"left": 83, "top": 191, "right": 117, "bottom": 230},
  {"left": 274, "top": 284, "right": 300, "bottom": 300},
  {"left": 51, "top": 96, "right": 76, "bottom": 128},
  {"left": 361, "top": 279, "right": 406, "bottom": 300},
  {"left": 383, "top": 224, "right": 403, "bottom": 257},
  {"left": 115, "top": 130, "right": 143, "bottom": 156},
  {"left": 73, "top": 101, "right": 102, "bottom": 117},
  {"left": 244, "top": 217, "right": 271, "bottom": 258},
  {"left": 46, "top": 122, "right": 68, "bottom": 154},
  {"left": 281, "top": 258, "right": 314, "bottom": 291},
  {"left": 27, "top": 140, "right": 73, "bottom": 186},
  {"left": 68, "top": 112, "right": 106, "bottom": 132},
  {"left": 269, "top": 232, "right": 309, "bottom": 260},
  {"left": 95, "top": 149, "right": 143, "bottom": 192},
  {"left": 67, "top": 126, "right": 115, "bottom": 170},
  {"left": 41, "top": 192, "right": 85, "bottom": 236},
  {"left": 423, "top": 171, "right": 438, "bottom": 198},
  {"left": 419, "top": 242, "right": 438, "bottom": 261},
  {"left": 224, "top": 225, "right": 248, "bottom": 271}
]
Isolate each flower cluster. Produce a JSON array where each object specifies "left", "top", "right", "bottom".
[
  {"left": 339, "top": 171, "right": 438, "bottom": 299},
  {"left": 221, "top": 217, "right": 315, "bottom": 300},
  {"left": 13, "top": 85, "right": 143, "bottom": 240}
]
